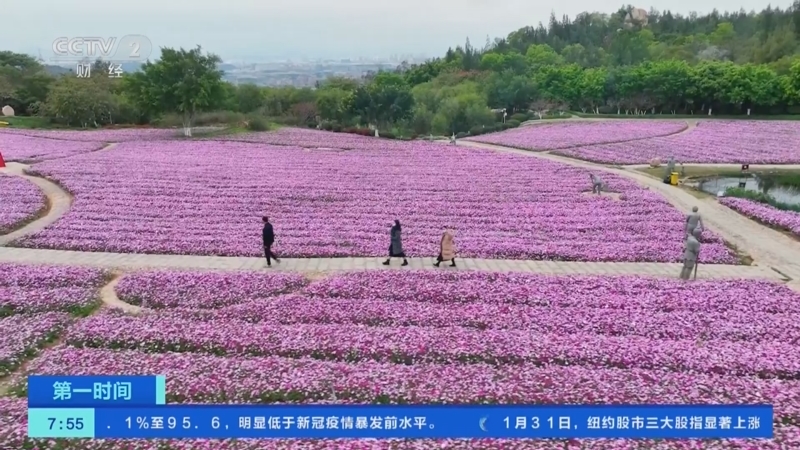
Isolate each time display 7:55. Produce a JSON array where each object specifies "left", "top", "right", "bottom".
[{"left": 48, "top": 417, "right": 84, "bottom": 430}]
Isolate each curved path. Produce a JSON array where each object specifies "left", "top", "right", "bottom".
[
  {"left": 457, "top": 140, "right": 800, "bottom": 283},
  {"left": 0, "top": 162, "right": 71, "bottom": 246},
  {"left": 100, "top": 274, "right": 141, "bottom": 314}
]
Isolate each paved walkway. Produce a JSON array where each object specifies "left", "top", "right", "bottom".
[
  {"left": 0, "top": 246, "right": 784, "bottom": 280},
  {"left": 0, "top": 163, "right": 71, "bottom": 246},
  {"left": 457, "top": 140, "right": 800, "bottom": 282}
]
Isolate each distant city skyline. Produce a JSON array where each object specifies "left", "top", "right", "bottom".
[{"left": 4, "top": 0, "right": 794, "bottom": 62}]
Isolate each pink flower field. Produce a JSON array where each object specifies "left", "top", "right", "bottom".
[
  {"left": 0, "top": 127, "right": 196, "bottom": 142},
  {"left": 0, "top": 132, "right": 105, "bottom": 162},
  {"left": 552, "top": 121, "right": 800, "bottom": 164},
  {"left": 719, "top": 197, "right": 800, "bottom": 236},
  {"left": 14, "top": 134, "right": 735, "bottom": 262},
  {"left": 217, "top": 127, "right": 414, "bottom": 151},
  {"left": 3, "top": 269, "right": 799, "bottom": 449},
  {"left": 0, "top": 174, "right": 45, "bottom": 234},
  {"left": 463, "top": 120, "right": 688, "bottom": 150},
  {"left": 0, "top": 263, "right": 109, "bottom": 376}
]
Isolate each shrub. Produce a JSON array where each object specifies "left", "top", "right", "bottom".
[
  {"left": 245, "top": 116, "right": 270, "bottom": 131},
  {"left": 469, "top": 126, "right": 485, "bottom": 136},
  {"left": 321, "top": 121, "right": 340, "bottom": 131},
  {"left": 506, "top": 119, "right": 521, "bottom": 128},
  {"left": 510, "top": 113, "right": 528, "bottom": 122},
  {"left": 195, "top": 111, "right": 245, "bottom": 126},
  {"left": 455, "top": 132, "right": 467, "bottom": 139}
]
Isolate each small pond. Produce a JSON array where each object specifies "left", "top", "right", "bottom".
[{"left": 695, "top": 176, "right": 800, "bottom": 205}]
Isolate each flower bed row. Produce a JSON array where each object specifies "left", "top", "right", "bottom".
[
  {"left": 158, "top": 295, "right": 800, "bottom": 342},
  {"left": 0, "top": 312, "right": 73, "bottom": 376},
  {"left": 0, "top": 174, "right": 45, "bottom": 234},
  {"left": 464, "top": 120, "right": 688, "bottom": 151},
  {"left": 0, "top": 263, "right": 110, "bottom": 288},
  {"left": 115, "top": 270, "right": 307, "bottom": 308},
  {"left": 0, "top": 127, "right": 191, "bottom": 143},
  {"left": 550, "top": 121, "right": 800, "bottom": 164},
  {"left": 302, "top": 272, "right": 800, "bottom": 314},
  {"left": 10, "top": 135, "right": 735, "bottom": 262},
  {"left": 65, "top": 310, "right": 799, "bottom": 379},
  {"left": 0, "top": 133, "right": 105, "bottom": 162},
  {"left": 719, "top": 197, "right": 800, "bottom": 236},
  {"left": 11, "top": 346, "right": 800, "bottom": 421},
  {"left": 214, "top": 127, "right": 413, "bottom": 151},
  {"left": 113, "top": 271, "right": 800, "bottom": 341},
  {"left": 0, "top": 263, "right": 108, "bottom": 374},
  {"left": 0, "top": 286, "right": 101, "bottom": 317}
]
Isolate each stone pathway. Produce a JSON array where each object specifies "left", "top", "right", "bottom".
[
  {"left": 0, "top": 163, "right": 71, "bottom": 246},
  {"left": 457, "top": 140, "right": 800, "bottom": 282},
  {"left": 0, "top": 246, "right": 782, "bottom": 280},
  {"left": 99, "top": 274, "right": 141, "bottom": 314}
]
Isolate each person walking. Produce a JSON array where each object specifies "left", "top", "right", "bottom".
[
  {"left": 262, "top": 216, "right": 280, "bottom": 267},
  {"left": 382, "top": 220, "right": 408, "bottom": 266},
  {"left": 434, "top": 228, "right": 456, "bottom": 267},
  {"left": 685, "top": 206, "right": 704, "bottom": 237}
]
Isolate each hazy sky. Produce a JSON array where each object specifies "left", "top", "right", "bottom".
[{"left": 4, "top": 1, "right": 793, "bottom": 61}]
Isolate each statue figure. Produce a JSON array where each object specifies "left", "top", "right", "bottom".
[
  {"left": 685, "top": 206, "right": 704, "bottom": 236},
  {"left": 450, "top": 133, "right": 456, "bottom": 145},
  {"left": 374, "top": 128, "right": 379, "bottom": 138},
  {"left": 680, "top": 228, "right": 702, "bottom": 280},
  {"left": 590, "top": 173, "right": 603, "bottom": 194},
  {"left": 664, "top": 156, "right": 676, "bottom": 180}
]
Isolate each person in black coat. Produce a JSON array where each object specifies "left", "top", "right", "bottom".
[
  {"left": 382, "top": 220, "right": 408, "bottom": 266},
  {"left": 262, "top": 216, "right": 280, "bottom": 267}
]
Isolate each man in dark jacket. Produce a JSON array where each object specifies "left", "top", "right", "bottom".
[{"left": 262, "top": 216, "right": 280, "bottom": 267}]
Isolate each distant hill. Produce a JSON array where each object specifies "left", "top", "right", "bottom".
[{"left": 42, "top": 64, "right": 72, "bottom": 76}]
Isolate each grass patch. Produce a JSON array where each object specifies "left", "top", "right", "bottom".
[
  {"left": 722, "top": 241, "right": 753, "bottom": 265},
  {"left": 763, "top": 172, "right": 800, "bottom": 190},
  {"left": 0, "top": 116, "right": 58, "bottom": 129}
]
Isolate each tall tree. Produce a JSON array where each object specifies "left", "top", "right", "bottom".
[{"left": 122, "top": 46, "right": 224, "bottom": 136}]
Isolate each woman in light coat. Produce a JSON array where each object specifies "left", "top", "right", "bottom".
[{"left": 434, "top": 229, "right": 456, "bottom": 267}]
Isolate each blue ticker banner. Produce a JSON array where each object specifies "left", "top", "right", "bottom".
[
  {"left": 27, "top": 375, "right": 165, "bottom": 408},
  {"left": 27, "top": 404, "right": 773, "bottom": 439}
]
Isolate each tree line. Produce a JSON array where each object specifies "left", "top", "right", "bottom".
[{"left": 1, "top": 3, "right": 800, "bottom": 136}]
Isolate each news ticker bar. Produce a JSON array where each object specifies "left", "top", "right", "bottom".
[{"left": 28, "top": 405, "right": 773, "bottom": 439}]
